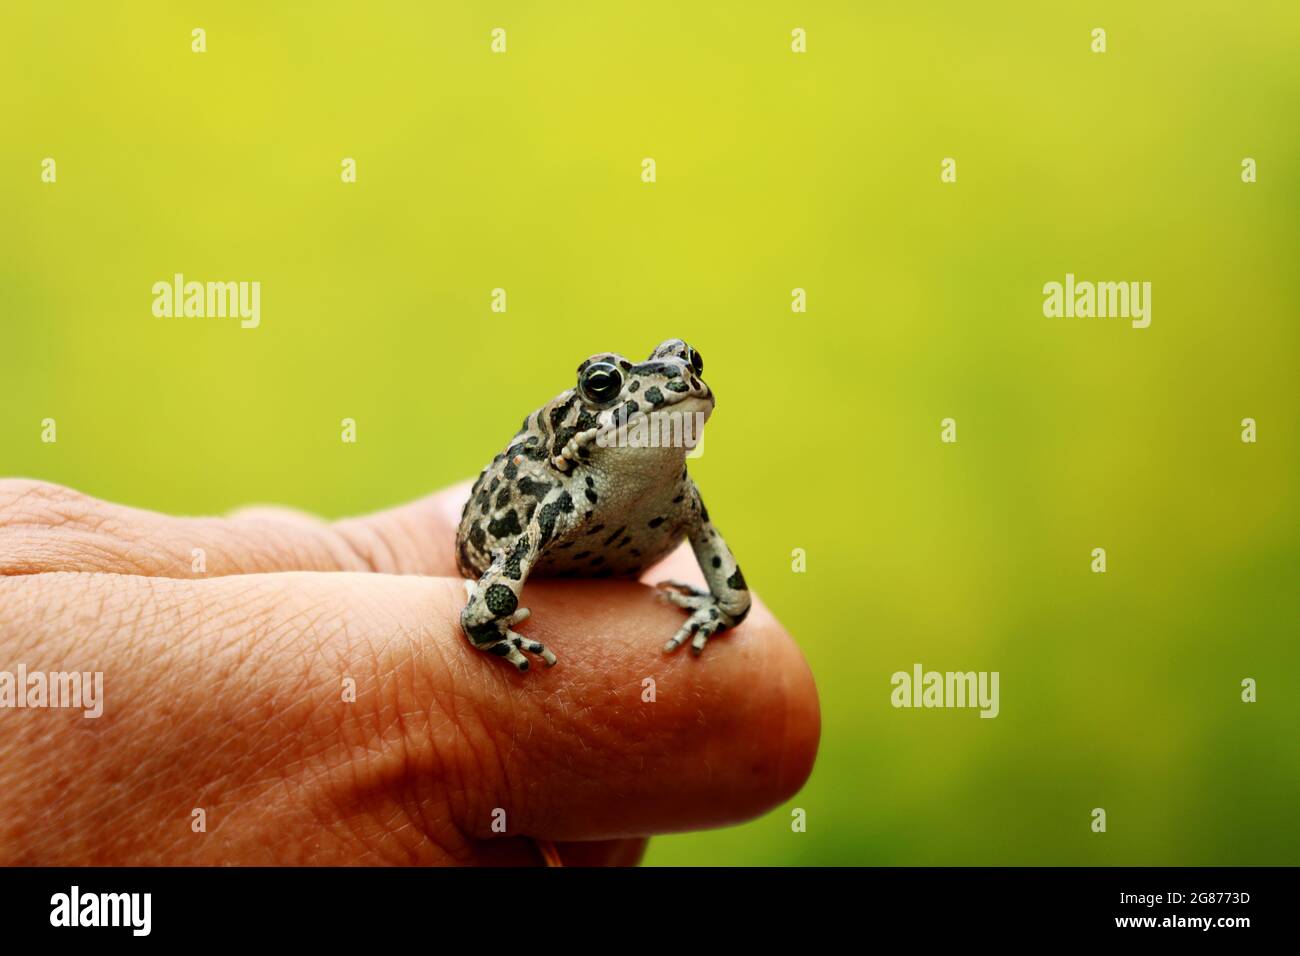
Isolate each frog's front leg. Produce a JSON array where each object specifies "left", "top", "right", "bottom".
[
  {"left": 657, "top": 490, "right": 751, "bottom": 656},
  {"left": 461, "top": 488, "right": 576, "bottom": 671}
]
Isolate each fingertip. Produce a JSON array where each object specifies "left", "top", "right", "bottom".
[
  {"left": 380, "top": 574, "right": 820, "bottom": 842},
  {"left": 507, "top": 582, "right": 819, "bottom": 837},
  {"left": 674, "top": 599, "right": 821, "bottom": 823},
  {"left": 767, "top": 623, "right": 822, "bottom": 807}
]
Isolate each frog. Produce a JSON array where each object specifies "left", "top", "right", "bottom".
[{"left": 455, "top": 338, "right": 751, "bottom": 672}]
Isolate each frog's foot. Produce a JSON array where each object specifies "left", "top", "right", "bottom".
[
  {"left": 462, "top": 580, "right": 557, "bottom": 671},
  {"left": 655, "top": 581, "right": 732, "bottom": 656},
  {"left": 486, "top": 632, "right": 558, "bottom": 671}
]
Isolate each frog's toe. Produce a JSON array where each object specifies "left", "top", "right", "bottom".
[
  {"left": 655, "top": 579, "right": 708, "bottom": 599},
  {"left": 657, "top": 586, "right": 710, "bottom": 611},
  {"left": 690, "top": 625, "right": 716, "bottom": 656},
  {"left": 512, "top": 632, "right": 558, "bottom": 667},
  {"left": 487, "top": 639, "right": 532, "bottom": 671},
  {"left": 658, "top": 590, "right": 694, "bottom": 611},
  {"left": 663, "top": 622, "right": 694, "bottom": 654},
  {"left": 664, "top": 607, "right": 718, "bottom": 655},
  {"left": 481, "top": 628, "right": 557, "bottom": 671}
]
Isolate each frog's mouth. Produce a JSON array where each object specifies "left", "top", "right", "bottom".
[{"left": 551, "top": 391, "right": 713, "bottom": 472}]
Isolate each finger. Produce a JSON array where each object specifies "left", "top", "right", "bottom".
[
  {"left": 0, "top": 478, "right": 469, "bottom": 579},
  {"left": 0, "top": 568, "right": 817, "bottom": 863}
]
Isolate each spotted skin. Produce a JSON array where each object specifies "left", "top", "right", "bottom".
[{"left": 456, "top": 338, "right": 751, "bottom": 671}]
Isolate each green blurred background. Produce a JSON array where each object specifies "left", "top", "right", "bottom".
[{"left": 3, "top": 2, "right": 1297, "bottom": 864}]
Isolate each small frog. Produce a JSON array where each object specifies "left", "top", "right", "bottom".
[{"left": 455, "top": 338, "right": 751, "bottom": 671}]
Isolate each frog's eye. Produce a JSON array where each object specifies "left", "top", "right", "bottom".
[
  {"left": 688, "top": 348, "right": 704, "bottom": 376},
  {"left": 579, "top": 362, "right": 623, "bottom": 403}
]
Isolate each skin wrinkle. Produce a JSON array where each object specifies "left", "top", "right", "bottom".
[
  {"left": 14, "top": 721, "right": 179, "bottom": 858},
  {"left": 226, "top": 679, "right": 329, "bottom": 796},
  {"left": 1, "top": 486, "right": 143, "bottom": 575},
  {"left": 10, "top": 574, "right": 350, "bottom": 861},
  {"left": 285, "top": 580, "right": 483, "bottom": 863},
  {"left": 331, "top": 519, "right": 402, "bottom": 576},
  {"left": 491, "top": 688, "right": 530, "bottom": 841},
  {"left": 351, "top": 639, "right": 426, "bottom": 863},
  {"left": 411, "top": 650, "right": 471, "bottom": 860},
  {"left": 0, "top": 482, "right": 432, "bottom": 580},
  {"left": 297, "top": 751, "right": 381, "bottom": 864},
  {"left": 294, "top": 630, "right": 455, "bottom": 860},
  {"left": 321, "top": 778, "right": 406, "bottom": 864},
  {"left": 444, "top": 686, "right": 504, "bottom": 840},
  {"left": 0, "top": 482, "right": 367, "bottom": 578},
  {"left": 4, "top": 482, "right": 87, "bottom": 532},
  {"left": 416, "top": 635, "right": 481, "bottom": 832},
  {"left": 94, "top": 582, "right": 287, "bottom": 858},
  {"left": 27, "top": 582, "right": 410, "bottom": 868},
  {"left": 333, "top": 498, "right": 456, "bottom": 577},
  {"left": 320, "top": 731, "right": 468, "bottom": 865},
  {"left": 370, "top": 612, "right": 424, "bottom": 866},
  {"left": 287, "top": 601, "right": 411, "bottom": 850}
]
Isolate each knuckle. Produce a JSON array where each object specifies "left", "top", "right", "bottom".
[
  {"left": 0, "top": 479, "right": 88, "bottom": 525},
  {"left": 0, "top": 481, "right": 138, "bottom": 575}
]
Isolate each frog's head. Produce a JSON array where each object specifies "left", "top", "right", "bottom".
[{"left": 549, "top": 339, "right": 714, "bottom": 472}]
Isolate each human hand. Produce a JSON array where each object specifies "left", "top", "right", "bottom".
[{"left": 0, "top": 479, "right": 819, "bottom": 865}]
